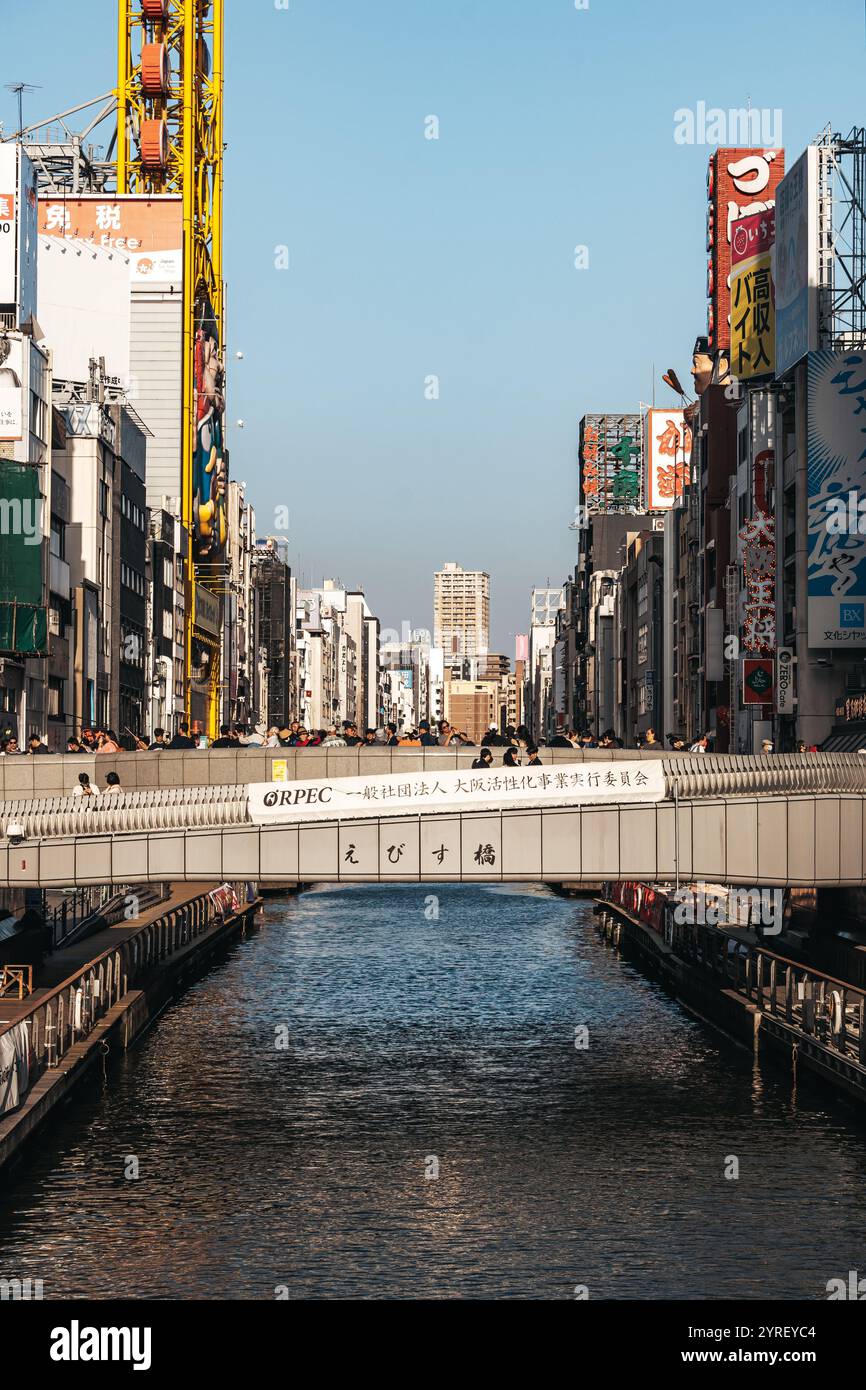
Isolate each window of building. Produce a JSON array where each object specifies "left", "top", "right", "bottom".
[
  {"left": 29, "top": 391, "right": 46, "bottom": 442},
  {"left": 50, "top": 515, "right": 66, "bottom": 559},
  {"left": 48, "top": 677, "right": 65, "bottom": 719},
  {"left": 48, "top": 600, "right": 70, "bottom": 638},
  {"left": 99, "top": 479, "right": 110, "bottom": 518}
]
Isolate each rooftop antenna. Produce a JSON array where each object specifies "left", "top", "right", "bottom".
[{"left": 4, "top": 82, "right": 40, "bottom": 138}]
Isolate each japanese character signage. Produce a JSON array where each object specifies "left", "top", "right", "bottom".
[
  {"left": 248, "top": 759, "right": 666, "bottom": 826},
  {"left": 38, "top": 195, "right": 183, "bottom": 285},
  {"left": 730, "top": 208, "right": 775, "bottom": 379},
  {"left": 738, "top": 445, "right": 776, "bottom": 655},
  {"left": 0, "top": 143, "right": 37, "bottom": 328},
  {"left": 0, "top": 157, "right": 16, "bottom": 308},
  {"left": 838, "top": 695, "right": 866, "bottom": 723},
  {"left": 807, "top": 350, "right": 866, "bottom": 647},
  {"left": 579, "top": 414, "right": 643, "bottom": 515},
  {"left": 706, "top": 148, "right": 785, "bottom": 351},
  {"left": 645, "top": 408, "right": 693, "bottom": 511}
]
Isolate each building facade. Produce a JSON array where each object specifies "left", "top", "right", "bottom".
[{"left": 434, "top": 563, "right": 490, "bottom": 664}]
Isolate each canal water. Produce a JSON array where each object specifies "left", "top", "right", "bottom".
[{"left": 1, "top": 883, "right": 865, "bottom": 1300}]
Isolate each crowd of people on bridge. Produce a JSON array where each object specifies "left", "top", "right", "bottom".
[{"left": 0, "top": 717, "right": 821, "bottom": 762}]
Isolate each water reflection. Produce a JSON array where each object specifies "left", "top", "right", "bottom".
[{"left": 0, "top": 883, "right": 864, "bottom": 1300}]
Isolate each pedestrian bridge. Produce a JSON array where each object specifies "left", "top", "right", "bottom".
[{"left": 0, "top": 754, "right": 865, "bottom": 889}]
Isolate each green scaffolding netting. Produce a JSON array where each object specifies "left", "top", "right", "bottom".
[
  {"left": 0, "top": 463, "right": 46, "bottom": 654},
  {"left": 0, "top": 602, "right": 47, "bottom": 654}
]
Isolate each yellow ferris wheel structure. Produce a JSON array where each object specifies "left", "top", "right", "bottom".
[{"left": 116, "top": 0, "right": 225, "bottom": 735}]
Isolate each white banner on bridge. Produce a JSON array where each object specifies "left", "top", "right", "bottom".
[{"left": 247, "top": 760, "right": 666, "bottom": 825}]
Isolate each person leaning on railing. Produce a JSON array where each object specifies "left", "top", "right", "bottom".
[{"left": 72, "top": 772, "right": 100, "bottom": 800}]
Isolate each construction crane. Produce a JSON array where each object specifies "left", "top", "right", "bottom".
[
  {"left": 116, "top": 0, "right": 226, "bottom": 735},
  {"left": 1, "top": 2, "right": 227, "bottom": 735}
]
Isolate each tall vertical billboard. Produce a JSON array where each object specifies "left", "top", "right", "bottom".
[
  {"left": 807, "top": 350, "right": 866, "bottom": 647},
  {"left": 193, "top": 322, "right": 227, "bottom": 563},
  {"left": 0, "top": 143, "right": 38, "bottom": 328},
  {"left": 775, "top": 147, "right": 819, "bottom": 377},
  {"left": 730, "top": 207, "right": 775, "bottom": 379},
  {"left": 645, "top": 408, "right": 693, "bottom": 511},
  {"left": 706, "top": 148, "right": 785, "bottom": 351}
]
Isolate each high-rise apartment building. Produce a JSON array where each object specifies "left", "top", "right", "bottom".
[
  {"left": 252, "top": 537, "right": 292, "bottom": 730},
  {"left": 526, "top": 586, "right": 564, "bottom": 740},
  {"left": 433, "top": 562, "right": 489, "bottom": 664}
]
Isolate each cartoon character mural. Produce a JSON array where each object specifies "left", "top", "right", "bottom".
[{"left": 193, "top": 324, "right": 228, "bottom": 561}]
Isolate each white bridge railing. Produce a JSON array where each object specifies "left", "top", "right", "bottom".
[{"left": 0, "top": 754, "right": 865, "bottom": 843}]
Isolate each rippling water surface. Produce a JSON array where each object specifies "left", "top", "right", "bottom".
[{"left": 1, "top": 883, "right": 865, "bottom": 1299}]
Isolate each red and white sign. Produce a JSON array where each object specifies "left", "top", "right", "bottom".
[
  {"left": 645, "top": 408, "right": 693, "bottom": 511},
  {"left": 731, "top": 206, "right": 774, "bottom": 269},
  {"left": 0, "top": 146, "right": 19, "bottom": 308},
  {"left": 38, "top": 195, "right": 182, "bottom": 284},
  {"left": 742, "top": 657, "right": 774, "bottom": 705},
  {"left": 706, "top": 148, "right": 785, "bottom": 351}
]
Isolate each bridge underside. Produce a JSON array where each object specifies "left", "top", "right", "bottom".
[{"left": 2, "top": 795, "right": 864, "bottom": 889}]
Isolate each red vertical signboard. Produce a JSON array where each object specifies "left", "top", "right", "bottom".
[{"left": 706, "top": 148, "right": 785, "bottom": 351}]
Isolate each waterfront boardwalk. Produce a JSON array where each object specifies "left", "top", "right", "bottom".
[
  {"left": 597, "top": 898, "right": 866, "bottom": 1103},
  {"left": 0, "top": 884, "right": 204, "bottom": 1030},
  {"left": 0, "top": 882, "right": 260, "bottom": 1175}
]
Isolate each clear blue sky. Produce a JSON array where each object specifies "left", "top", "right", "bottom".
[{"left": 3, "top": 0, "right": 865, "bottom": 651}]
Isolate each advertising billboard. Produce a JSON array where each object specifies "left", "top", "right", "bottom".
[
  {"left": 706, "top": 148, "right": 785, "bottom": 351},
  {"left": 738, "top": 442, "right": 776, "bottom": 654},
  {"left": 743, "top": 658, "right": 774, "bottom": 704},
  {"left": 775, "top": 147, "right": 818, "bottom": 378},
  {"left": 38, "top": 236, "right": 132, "bottom": 383},
  {"left": 193, "top": 322, "right": 227, "bottom": 563},
  {"left": 0, "top": 336, "right": 23, "bottom": 440},
  {"left": 0, "top": 143, "right": 38, "bottom": 327},
  {"left": 38, "top": 195, "right": 182, "bottom": 285},
  {"left": 0, "top": 151, "right": 16, "bottom": 304},
  {"left": 730, "top": 207, "right": 775, "bottom": 379},
  {"left": 807, "top": 350, "right": 866, "bottom": 647},
  {"left": 645, "top": 408, "right": 693, "bottom": 511},
  {"left": 194, "top": 584, "right": 221, "bottom": 637},
  {"left": 579, "top": 413, "right": 642, "bottom": 514}
]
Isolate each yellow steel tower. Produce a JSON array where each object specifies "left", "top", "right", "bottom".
[{"left": 116, "top": 0, "right": 225, "bottom": 736}]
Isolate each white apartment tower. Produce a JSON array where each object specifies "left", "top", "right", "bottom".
[{"left": 433, "top": 562, "right": 490, "bottom": 663}]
